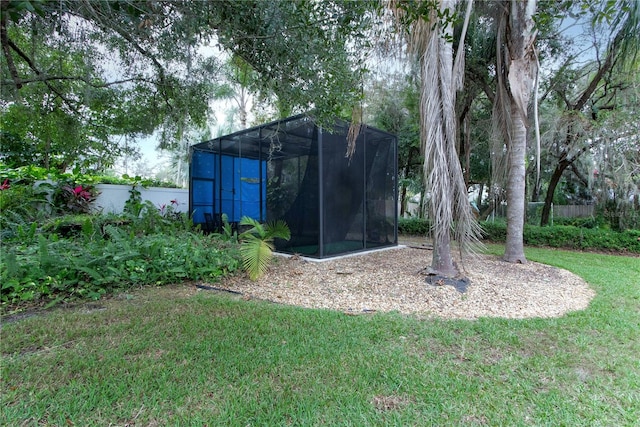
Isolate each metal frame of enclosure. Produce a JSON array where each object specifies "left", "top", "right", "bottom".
[{"left": 189, "top": 113, "right": 397, "bottom": 258}]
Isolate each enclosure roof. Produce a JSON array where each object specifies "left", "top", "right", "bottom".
[{"left": 191, "top": 113, "right": 395, "bottom": 160}]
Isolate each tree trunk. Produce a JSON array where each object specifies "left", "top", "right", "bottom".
[
  {"left": 495, "top": 0, "right": 537, "bottom": 263},
  {"left": 392, "top": 0, "right": 480, "bottom": 277},
  {"left": 531, "top": 158, "right": 540, "bottom": 202},
  {"left": 400, "top": 184, "right": 407, "bottom": 217},
  {"left": 476, "top": 182, "right": 484, "bottom": 211},
  {"left": 540, "top": 138, "right": 590, "bottom": 226},
  {"left": 399, "top": 149, "right": 416, "bottom": 217},
  {"left": 44, "top": 136, "right": 51, "bottom": 170},
  {"left": 462, "top": 112, "right": 471, "bottom": 188},
  {"left": 540, "top": 160, "right": 568, "bottom": 226},
  {"left": 237, "top": 87, "right": 248, "bottom": 128},
  {"left": 503, "top": 101, "right": 527, "bottom": 263},
  {"left": 421, "top": 0, "right": 466, "bottom": 277}
]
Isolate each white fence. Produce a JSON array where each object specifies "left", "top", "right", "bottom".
[{"left": 93, "top": 184, "right": 189, "bottom": 214}]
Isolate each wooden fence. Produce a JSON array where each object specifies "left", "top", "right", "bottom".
[
  {"left": 489, "top": 203, "right": 595, "bottom": 222},
  {"left": 552, "top": 204, "right": 595, "bottom": 218}
]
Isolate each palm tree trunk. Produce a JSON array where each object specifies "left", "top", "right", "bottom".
[
  {"left": 504, "top": 101, "right": 527, "bottom": 263},
  {"left": 420, "top": 0, "right": 475, "bottom": 276},
  {"left": 431, "top": 224, "right": 457, "bottom": 277},
  {"left": 493, "top": 0, "right": 538, "bottom": 263},
  {"left": 421, "top": 29, "right": 459, "bottom": 275}
]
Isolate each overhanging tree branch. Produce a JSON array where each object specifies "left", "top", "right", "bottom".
[
  {"left": 6, "top": 38, "right": 81, "bottom": 114},
  {"left": 573, "top": 32, "right": 622, "bottom": 112},
  {"left": 569, "top": 163, "right": 589, "bottom": 187},
  {"left": 0, "top": 5, "right": 22, "bottom": 89},
  {"left": 2, "top": 75, "right": 153, "bottom": 87},
  {"left": 67, "top": 1, "right": 173, "bottom": 109}
]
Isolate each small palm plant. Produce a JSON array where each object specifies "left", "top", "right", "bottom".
[{"left": 238, "top": 216, "right": 290, "bottom": 280}]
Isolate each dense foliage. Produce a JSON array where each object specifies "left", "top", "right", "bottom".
[
  {"left": 0, "top": 176, "right": 240, "bottom": 313},
  {"left": 399, "top": 217, "right": 640, "bottom": 253},
  {"left": 1, "top": 0, "right": 377, "bottom": 172},
  {"left": 0, "top": 212, "right": 240, "bottom": 313},
  {"left": 0, "top": 164, "right": 181, "bottom": 188},
  {"left": 481, "top": 221, "right": 640, "bottom": 253},
  {"left": 398, "top": 217, "right": 432, "bottom": 236}
]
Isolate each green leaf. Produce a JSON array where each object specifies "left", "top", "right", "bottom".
[{"left": 240, "top": 238, "right": 273, "bottom": 281}]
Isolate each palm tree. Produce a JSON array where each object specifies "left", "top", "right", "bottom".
[
  {"left": 238, "top": 216, "right": 290, "bottom": 281},
  {"left": 492, "top": 0, "right": 538, "bottom": 263},
  {"left": 390, "top": 0, "right": 481, "bottom": 277}
]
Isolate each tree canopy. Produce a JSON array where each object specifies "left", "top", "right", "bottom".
[{"left": 1, "top": 0, "right": 377, "bottom": 170}]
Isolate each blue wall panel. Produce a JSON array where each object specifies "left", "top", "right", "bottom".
[
  {"left": 192, "top": 150, "right": 215, "bottom": 179},
  {"left": 191, "top": 179, "right": 215, "bottom": 223},
  {"left": 240, "top": 158, "right": 264, "bottom": 221},
  {"left": 192, "top": 151, "right": 266, "bottom": 224}
]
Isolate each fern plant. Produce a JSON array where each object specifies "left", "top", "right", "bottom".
[{"left": 238, "top": 216, "right": 290, "bottom": 280}]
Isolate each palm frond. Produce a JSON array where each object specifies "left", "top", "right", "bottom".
[
  {"left": 238, "top": 216, "right": 290, "bottom": 280},
  {"left": 265, "top": 220, "right": 291, "bottom": 241},
  {"left": 490, "top": 8, "right": 511, "bottom": 204},
  {"left": 390, "top": 0, "right": 483, "bottom": 274},
  {"left": 239, "top": 216, "right": 265, "bottom": 238},
  {"left": 239, "top": 234, "right": 274, "bottom": 281}
]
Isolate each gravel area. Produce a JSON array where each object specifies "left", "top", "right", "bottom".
[{"left": 211, "top": 238, "right": 596, "bottom": 320}]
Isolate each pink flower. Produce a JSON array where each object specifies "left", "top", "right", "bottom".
[
  {"left": 65, "top": 185, "right": 93, "bottom": 200},
  {"left": 0, "top": 179, "right": 9, "bottom": 190},
  {"left": 170, "top": 199, "right": 178, "bottom": 205},
  {"left": 72, "top": 186, "right": 92, "bottom": 200}
]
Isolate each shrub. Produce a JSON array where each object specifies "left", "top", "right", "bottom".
[
  {"left": 238, "top": 217, "right": 290, "bottom": 280},
  {"left": 122, "top": 200, "right": 192, "bottom": 235},
  {"left": 1, "top": 203, "right": 234, "bottom": 312},
  {"left": 52, "top": 180, "right": 99, "bottom": 214},
  {"left": 0, "top": 181, "right": 52, "bottom": 237},
  {"left": 479, "top": 221, "right": 640, "bottom": 253},
  {"left": 552, "top": 216, "right": 606, "bottom": 229},
  {"left": 398, "top": 217, "right": 432, "bottom": 235},
  {"left": 479, "top": 220, "right": 508, "bottom": 241},
  {"left": 95, "top": 173, "right": 181, "bottom": 188},
  {"left": 0, "top": 164, "right": 181, "bottom": 189}
]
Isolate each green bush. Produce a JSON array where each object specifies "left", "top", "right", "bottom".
[
  {"left": 398, "top": 217, "right": 432, "bottom": 235},
  {"left": 96, "top": 173, "right": 181, "bottom": 188},
  {"left": 0, "top": 182, "right": 52, "bottom": 237},
  {"left": 552, "top": 216, "right": 606, "bottom": 229},
  {"left": 478, "top": 220, "right": 508, "bottom": 241},
  {"left": 38, "top": 199, "right": 192, "bottom": 239},
  {"left": 40, "top": 214, "right": 132, "bottom": 239},
  {"left": 479, "top": 221, "right": 640, "bottom": 253}
]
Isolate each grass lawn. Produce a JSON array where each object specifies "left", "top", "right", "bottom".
[{"left": 1, "top": 245, "right": 639, "bottom": 426}]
